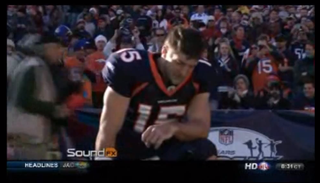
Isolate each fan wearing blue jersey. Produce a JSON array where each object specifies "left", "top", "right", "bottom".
[{"left": 96, "top": 26, "right": 217, "bottom": 160}]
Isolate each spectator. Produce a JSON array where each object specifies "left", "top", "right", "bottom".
[
  {"left": 94, "top": 17, "right": 114, "bottom": 40},
  {"left": 230, "top": 25, "right": 250, "bottom": 63},
  {"left": 230, "top": 11, "right": 242, "bottom": 26},
  {"left": 225, "top": 7, "right": 234, "bottom": 20},
  {"left": 221, "top": 74, "right": 255, "bottom": 109},
  {"left": 293, "top": 41, "right": 314, "bottom": 92},
  {"left": 290, "top": 25, "right": 308, "bottom": 60},
  {"left": 190, "top": 5, "right": 208, "bottom": 25},
  {"left": 46, "top": 6, "right": 64, "bottom": 34},
  {"left": 86, "top": 35, "right": 107, "bottom": 108},
  {"left": 276, "top": 35, "right": 296, "bottom": 89},
  {"left": 148, "top": 28, "right": 166, "bottom": 53},
  {"left": 167, "top": 7, "right": 188, "bottom": 30},
  {"left": 292, "top": 79, "right": 315, "bottom": 110},
  {"left": 256, "top": 79, "right": 292, "bottom": 110},
  {"left": 83, "top": 13, "right": 96, "bottom": 37},
  {"left": 247, "top": 12, "right": 266, "bottom": 44},
  {"left": 14, "top": 8, "right": 32, "bottom": 42},
  {"left": 156, "top": 9, "right": 168, "bottom": 31},
  {"left": 201, "top": 16, "right": 215, "bottom": 41},
  {"left": 7, "top": 35, "right": 70, "bottom": 160},
  {"left": 212, "top": 18, "right": 232, "bottom": 42},
  {"left": 7, "top": 39, "right": 23, "bottom": 86},
  {"left": 214, "top": 39, "right": 240, "bottom": 106},
  {"left": 73, "top": 19, "right": 91, "bottom": 39},
  {"left": 244, "top": 34, "right": 283, "bottom": 94},
  {"left": 136, "top": 6, "right": 153, "bottom": 37}
]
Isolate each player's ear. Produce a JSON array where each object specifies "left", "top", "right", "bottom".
[{"left": 161, "top": 44, "right": 168, "bottom": 57}]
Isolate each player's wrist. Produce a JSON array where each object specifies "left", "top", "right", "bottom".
[{"left": 169, "top": 122, "right": 180, "bottom": 135}]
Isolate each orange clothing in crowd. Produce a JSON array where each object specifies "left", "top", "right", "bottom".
[
  {"left": 82, "top": 76, "right": 93, "bottom": 106},
  {"left": 251, "top": 56, "right": 279, "bottom": 94},
  {"left": 64, "top": 56, "right": 85, "bottom": 82},
  {"left": 64, "top": 56, "right": 92, "bottom": 106},
  {"left": 85, "top": 51, "right": 107, "bottom": 93},
  {"left": 202, "top": 27, "right": 215, "bottom": 41}
]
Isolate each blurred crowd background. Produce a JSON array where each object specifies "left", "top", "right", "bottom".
[
  {"left": 7, "top": 5, "right": 315, "bottom": 111},
  {"left": 7, "top": 4, "right": 315, "bottom": 160}
]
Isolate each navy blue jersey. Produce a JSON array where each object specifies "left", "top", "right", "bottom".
[
  {"left": 290, "top": 42, "right": 306, "bottom": 60},
  {"left": 102, "top": 48, "right": 216, "bottom": 159},
  {"left": 102, "top": 48, "right": 214, "bottom": 133}
]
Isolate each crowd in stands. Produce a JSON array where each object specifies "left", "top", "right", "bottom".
[{"left": 7, "top": 5, "right": 315, "bottom": 111}]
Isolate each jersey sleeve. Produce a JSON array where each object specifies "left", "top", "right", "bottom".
[
  {"left": 102, "top": 53, "right": 135, "bottom": 98},
  {"left": 194, "top": 59, "right": 216, "bottom": 94}
]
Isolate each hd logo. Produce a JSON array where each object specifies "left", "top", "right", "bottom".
[{"left": 208, "top": 127, "right": 283, "bottom": 160}]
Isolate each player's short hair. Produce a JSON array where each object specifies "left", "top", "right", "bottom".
[{"left": 165, "top": 26, "right": 205, "bottom": 59}]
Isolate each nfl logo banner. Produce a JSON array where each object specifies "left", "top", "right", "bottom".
[{"left": 219, "top": 129, "right": 233, "bottom": 145}]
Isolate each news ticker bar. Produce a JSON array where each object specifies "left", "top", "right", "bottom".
[{"left": 7, "top": 161, "right": 89, "bottom": 171}]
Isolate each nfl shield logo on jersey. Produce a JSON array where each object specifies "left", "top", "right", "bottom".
[{"left": 219, "top": 129, "right": 234, "bottom": 145}]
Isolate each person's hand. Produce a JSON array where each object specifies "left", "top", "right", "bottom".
[
  {"left": 267, "top": 97, "right": 275, "bottom": 106},
  {"left": 111, "top": 29, "right": 119, "bottom": 42},
  {"left": 236, "top": 90, "right": 245, "bottom": 98},
  {"left": 228, "top": 87, "right": 235, "bottom": 97},
  {"left": 214, "top": 37, "right": 221, "bottom": 45},
  {"left": 141, "top": 122, "right": 178, "bottom": 149},
  {"left": 53, "top": 105, "right": 70, "bottom": 118}
]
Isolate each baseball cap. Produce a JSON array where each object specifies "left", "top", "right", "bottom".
[
  {"left": 73, "top": 39, "right": 89, "bottom": 52},
  {"left": 207, "top": 16, "right": 215, "bottom": 21}
]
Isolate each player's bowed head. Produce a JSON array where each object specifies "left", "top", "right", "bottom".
[{"left": 159, "top": 26, "right": 206, "bottom": 85}]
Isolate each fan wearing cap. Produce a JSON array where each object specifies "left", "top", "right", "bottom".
[
  {"left": 255, "top": 74, "right": 291, "bottom": 110},
  {"left": 86, "top": 35, "right": 107, "bottom": 108},
  {"left": 64, "top": 39, "right": 93, "bottom": 107},
  {"left": 190, "top": 5, "right": 208, "bottom": 25}
]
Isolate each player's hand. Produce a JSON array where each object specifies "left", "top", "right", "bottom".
[{"left": 141, "top": 123, "right": 178, "bottom": 149}]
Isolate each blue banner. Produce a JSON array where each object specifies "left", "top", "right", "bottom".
[{"left": 67, "top": 108, "right": 314, "bottom": 160}]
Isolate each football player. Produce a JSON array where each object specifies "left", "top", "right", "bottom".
[{"left": 96, "top": 26, "right": 217, "bottom": 160}]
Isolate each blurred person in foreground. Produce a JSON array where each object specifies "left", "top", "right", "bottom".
[
  {"left": 7, "top": 35, "right": 73, "bottom": 160},
  {"left": 7, "top": 39, "right": 23, "bottom": 87},
  {"left": 86, "top": 35, "right": 107, "bottom": 108},
  {"left": 292, "top": 78, "right": 315, "bottom": 111},
  {"left": 96, "top": 26, "right": 217, "bottom": 160}
]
